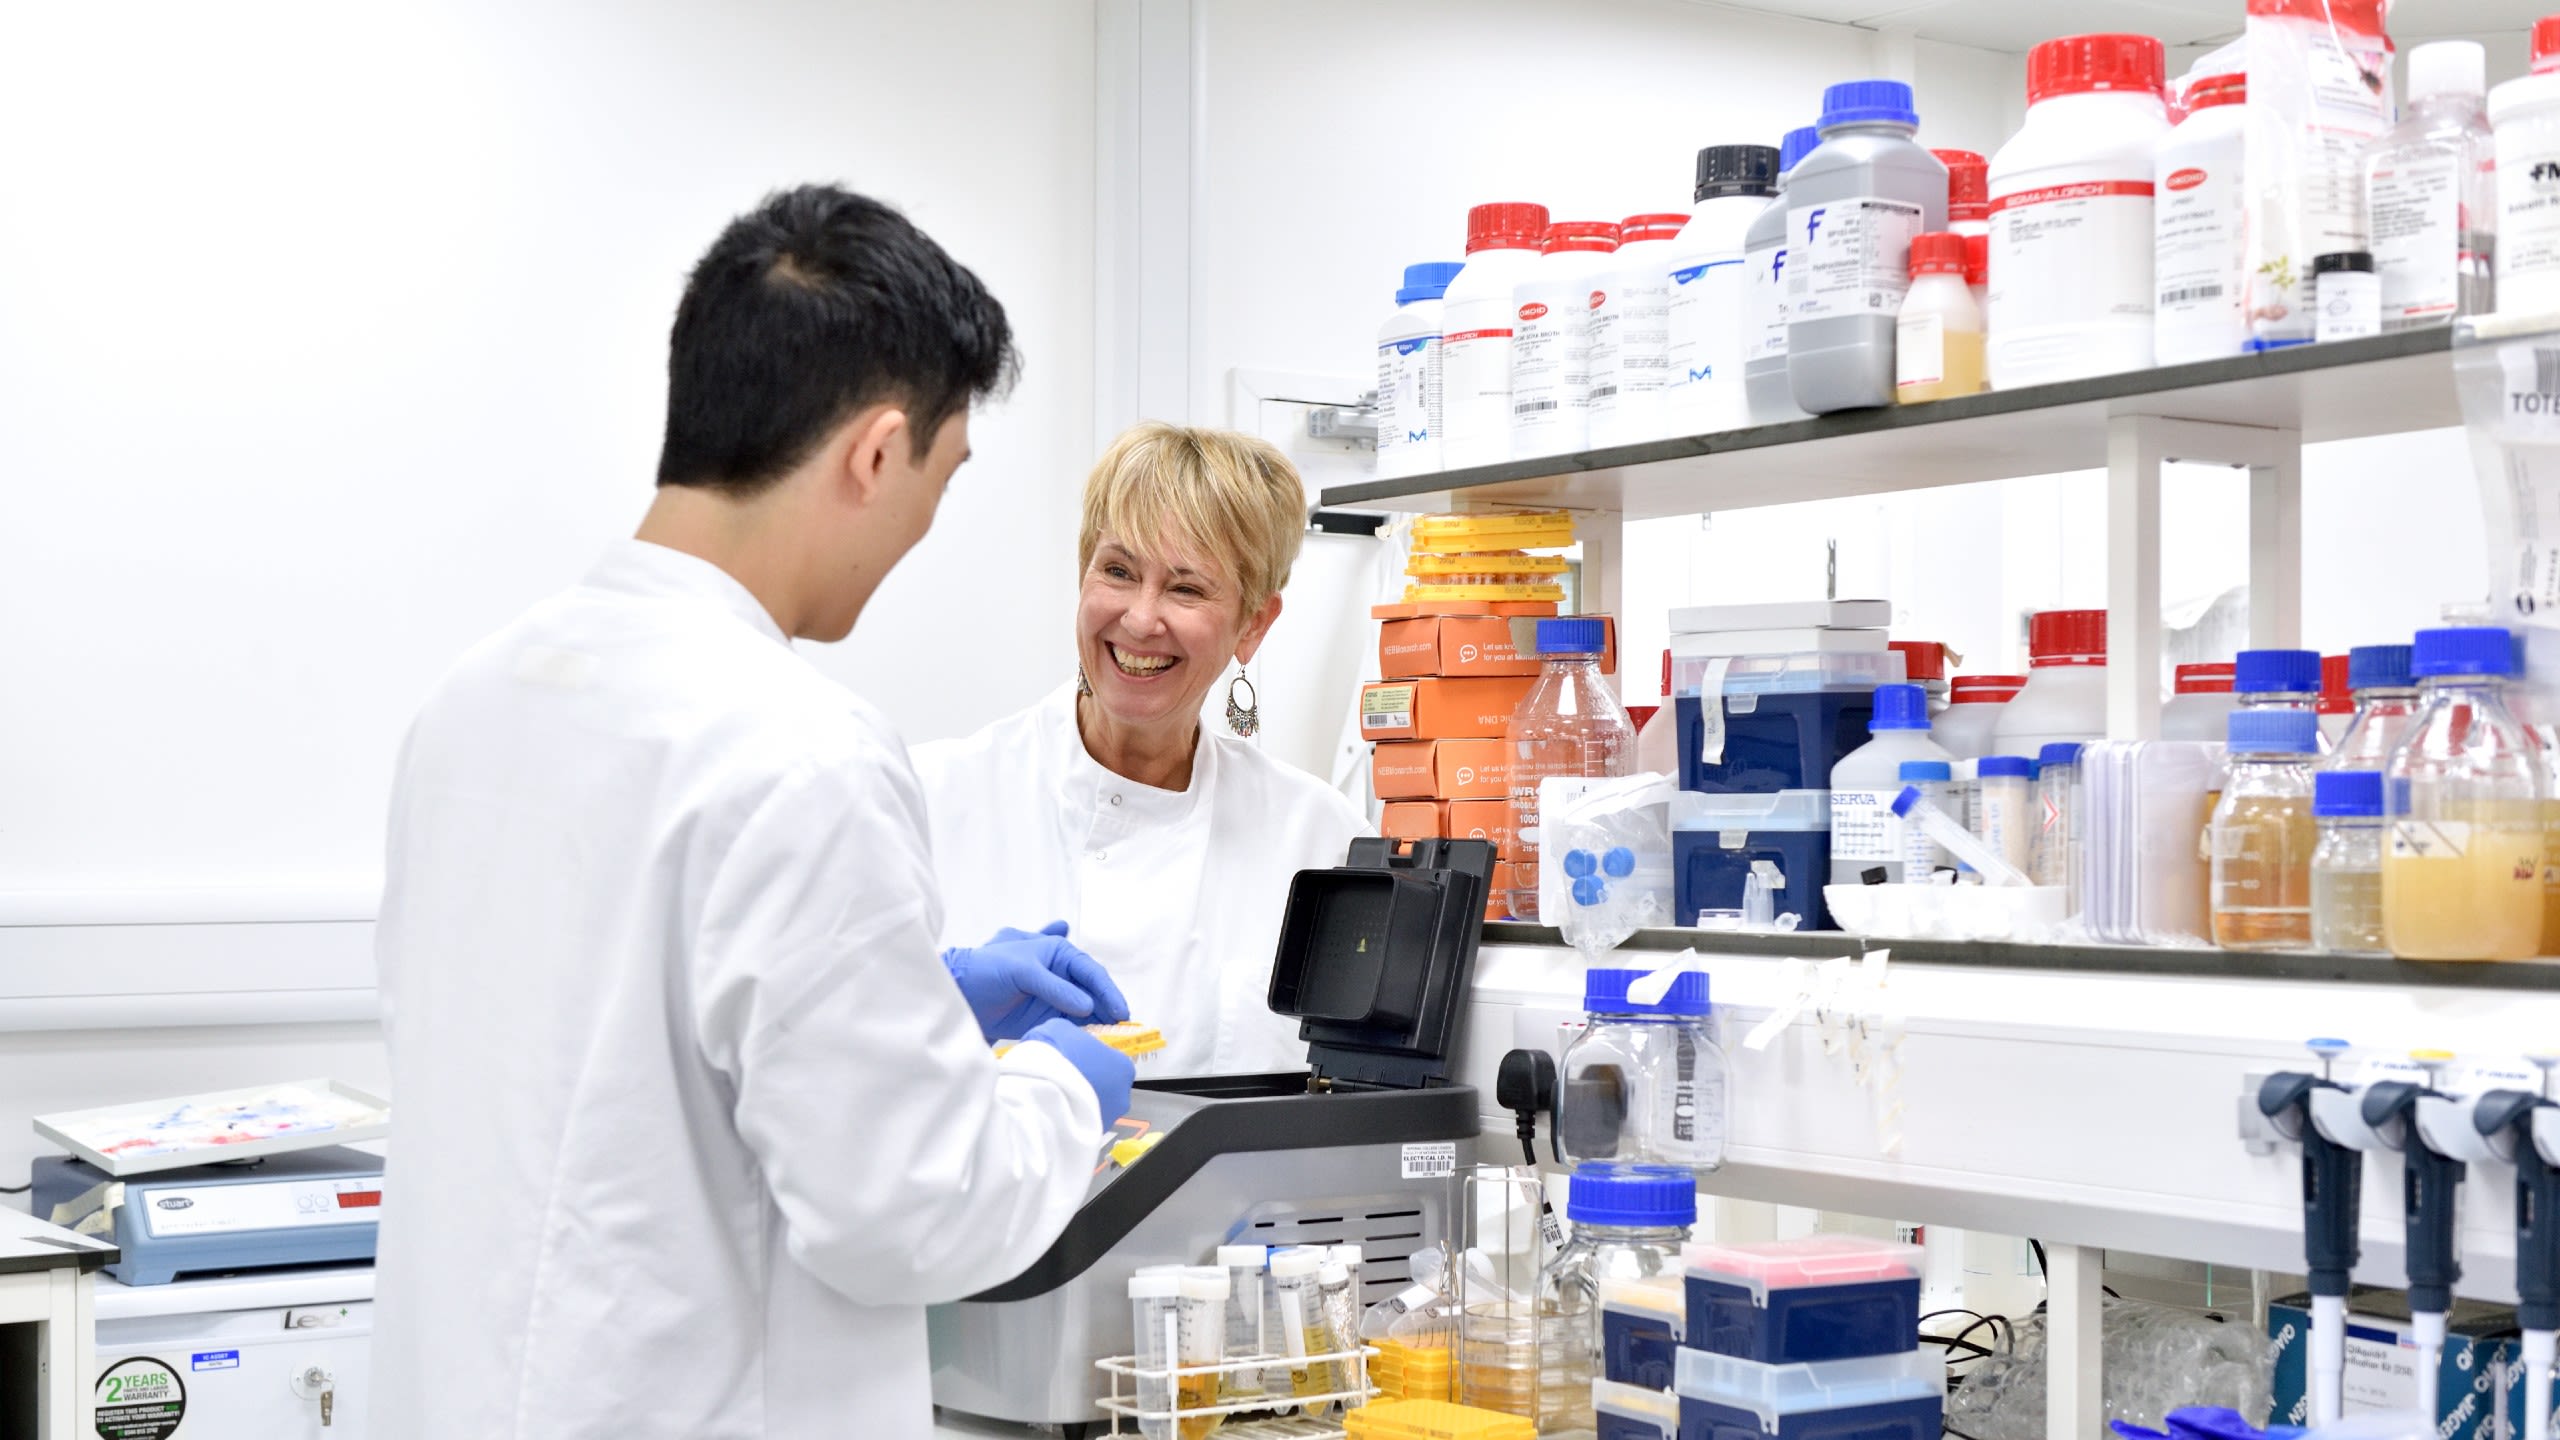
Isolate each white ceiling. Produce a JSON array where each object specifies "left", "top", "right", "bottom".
[{"left": 1685, "top": 0, "right": 2555, "bottom": 53}]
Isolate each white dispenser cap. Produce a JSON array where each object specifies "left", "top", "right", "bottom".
[
  {"left": 1217, "top": 1245, "right": 1267, "bottom": 1268},
  {"left": 2409, "top": 41, "right": 2485, "bottom": 102},
  {"left": 1328, "top": 1245, "right": 1364, "bottom": 1268}
]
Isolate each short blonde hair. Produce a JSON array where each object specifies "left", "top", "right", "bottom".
[{"left": 1077, "top": 422, "right": 1308, "bottom": 613}]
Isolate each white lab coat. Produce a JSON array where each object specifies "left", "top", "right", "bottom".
[
  {"left": 371, "top": 541, "right": 1099, "bottom": 1440},
  {"left": 913, "top": 684, "right": 1369, "bottom": 1076}
]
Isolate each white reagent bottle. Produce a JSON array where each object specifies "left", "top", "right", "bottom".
[
  {"left": 1510, "top": 221, "right": 1623, "bottom": 458},
  {"left": 1374, "top": 261, "right": 1465, "bottom": 480},
  {"left": 1588, "top": 213, "right": 1689, "bottom": 449},
  {"left": 1660, "top": 144, "right": 1781, "bottom": 439},
  {"left": 2154, "top": 72, "right": 2249, "bottom": 365},
  {"left": 1741, "top": 126, "right": 1822, "bottom": 425},
  {"left": 1437, "top": 202, "right": 1552, "bottom": 471},
  {"left": 1830, "top": 682, "right": 1956, "bottom": 885}
]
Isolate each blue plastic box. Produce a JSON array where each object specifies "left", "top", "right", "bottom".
[
  {"left": 1682, "top": 1236, "right": 1922, "bottom": 1363},
  {"left": 1601, "top": 1274, "right": 1688, "bottom": 1388},
  {"left": 1597, "top": 1378, "right": 1683, "bottom": 1440},
  {"left": 1674, "top": 1346, "right": 1944, "bottom": 1440},
  {"left": 1672, "top": 791, "right": 1832, "bottom": 931},
  {"left": 1676, "top": 691, "right": 1876, "bottom": 795}
]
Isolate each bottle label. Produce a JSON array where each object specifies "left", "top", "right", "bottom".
[
  {"left": 1591, "top": 270, "right": 1671, "bottom": 420},
  {"left": 1895, "top": 310, "right": 1946, "bottom": 389},
  {"left": 2155, "top": 150, "right": 2244, "bottom": 337},
  {"left": 2501, "top": 141, "right": 2560, "bottom": 298},
  {"left": 1987, "top": 178, "right": 2156, "bottom": 335},
  {"left": 1663, "top": 255, "right": 1746, "bottom": 396},
  {"left": 1438, "top": 300, "right": 1516, "bottom": 457},
  {"left": 2371, "top": 150, "right": 2462, "bottom": 323},
  {"left": 1831, "top": 787, "right": 1905, "bottom": 866},
  {"left": 1787, "top": 199, "right": 1923, "bottom": 323},
  {"left": 1508, "top": 295, "right": 1588, "bottom": 439},
  {"left": 1376, "top": 333, "right": 1441, "bottom": 461},
  {"left": 1746, "top": 244, "right": 1791, "bottom": 367}
]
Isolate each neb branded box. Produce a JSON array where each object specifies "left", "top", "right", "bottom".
[{"left": 2268, "top": 1289, "right": 2527, "bottom": 1440}]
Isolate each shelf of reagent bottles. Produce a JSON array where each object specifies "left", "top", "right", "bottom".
[
  {"left": 1478, "top": 921, "right": 2560, "bottom": 992},
  {"left": 1318, "top": 327, "right": 2458, "bottom": 520}
]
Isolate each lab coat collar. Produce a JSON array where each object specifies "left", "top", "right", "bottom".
[
  {"left": 1042, "top": 683, "right": 1216, "bottom": 832},
  {"left": 585, "top": 539, "right": 791, "bottom": 648}
]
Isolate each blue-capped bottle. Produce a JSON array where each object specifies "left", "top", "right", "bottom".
[
  {"left": 1536, "top": 1164, "right": 1697, "bottom": 1436},
  {"left": 1375, "top": 261, "right": 1466, "bottom": 481},
  {"left": 1785, "top": 80, "right": 1951, "bottom": 414},
  {"left": 2209, "top": 708, "right": 2320, "bottom": 951},
  {"left": 1555, "top": 966, "right": 1729, "bottom": 1176},
  {"left": 1505, "top": 618, "right": 1634, "bottom": 921},
  {"left": 1743, "top": 125, "right": 1825, "bottom": 425},
  {"left": 2322, "top": 643, "right": 2419, "bottom": 771},
  {"left": 2382, "top": 626, "right": 2544, "bottom": 960}
]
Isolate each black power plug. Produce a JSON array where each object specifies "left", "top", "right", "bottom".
[{"left": 1496, "top": 1049, "right": 1558, "bottom": 1166}]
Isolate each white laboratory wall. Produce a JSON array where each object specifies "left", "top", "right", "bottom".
[{"left": 0, "top": 0, "right": 1097, "bottom": 910}]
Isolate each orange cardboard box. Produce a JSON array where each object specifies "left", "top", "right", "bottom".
[
  {"left": 1380, "top": 801, "right": 1443, "bottom": 840},
  {"left": 1487, "top": 860, "right": 1525, "bottom": 921},
  {"left": 1378, "top": 614, "right": 1618, "bottom": 679},
  {"left": 1370, "top": 739, "right": 1511, "bottom": 801},
  {"left": 1360, "top": 677, "right": 1536, "bottom": 741},
  {"left": 1442, "top": 799, "right": 1520, "bottom": 859},
  {"left": 1371, "top": 599, "right": 1559, "bottom": 621}
]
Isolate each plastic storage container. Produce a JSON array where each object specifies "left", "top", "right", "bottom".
[
  {"left": 2384, "top": 626, "right": 2546, "bottom": 961},
  {"left": 1675, "top": 652, "right": 1897, "bottom": 795},
  {"left": 1538, "top": 1166, "right": 1697, "bottom": 1436},
  {"left": 2312, "top": 768, "right": 2388, "bottom": 956},
  {"left": 1596, "top": 1379, "right": 1683, "bottom": 1440},
  {"left": 1378, "top": 262, "right": 1468, "bottom": 480},
  {"left": 2325, "top": 643, "right": 2418, "bottom": 771},
  {"left": 1674, "top": 1346, "right": 1945, "bottom": 1440},
  {"left": 1556, "top": 968, "right": 1730, "bottom": 1173},
  {"left": 1745, "top": 127, "right": 1823, "bottom": 425},
  {"left": 1508, "top": 618, "right": 1637, "bottom": 921},
  {"left": 2491, "top": 72, "right": 2560, "bottom": 319},
  {"left": 1828, "top": 683, "right": 1955, "bottom": 884},
  {"left": 1894, "top": 233, "right": 1984, "bottom": 403},
  {"left": 1787, "top": 81, "right": 1949, "bottom": 414},
  {"left": 1991, "top": 609, "right": 2107, "bottom": 755},
  {"left": 1599, "top": 1273, "right": 1688, "bottom": 1389},
  {"left": 1674, "top": 791, "right": 1834, "bottom": 930},
  {"left": 1682, "top": 1234, "right": 1923, "bottom": 1363},
  {"left": 1439, "top": 202, "right": 1553, "bottom": 471},
  {"left": 2367, "top": 42, "right": 2495, "bottom": 329},
  {"left": 2210, "top": 708, "right": 2320, "bottom": 952},
  {"left": 2161, "top": 662, "right": 2240, "bottom": 742},
  {"left": 1662, "top": 145, "right": 1782, "bottom": 440},
  {"left": 1513, "top": 221, "right": 1624, "bottom": 458},
  {"left": 2154, "top": 72, "right": 2249, "bottom": 365},
  {"left": 1592, "top": 213, "right": 1694, "bottom": 449},
  {"left": 1987, "top": 34, "right": 2170, "bottom": 388}
]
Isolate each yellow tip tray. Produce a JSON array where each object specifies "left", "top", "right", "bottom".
[
  {"left": 1345, "top": 1397, "right": 1537, "bottom": 1440},
  {"left": 1404, "top": 553, "right": 1572, "bottom": 580},
  {"left": 994, "top": 1021, "right": 1164, "bottom": 1060},
  {"left": 1403, "top": 583, "right": 1568, "bottom": 604},
  {"left": 1409, "top": 510, "right": 1576, "bottom": 554}
]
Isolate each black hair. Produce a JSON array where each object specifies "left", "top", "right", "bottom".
[{"left": 654, "top": 185, "right": 1018, "bottom": 494}]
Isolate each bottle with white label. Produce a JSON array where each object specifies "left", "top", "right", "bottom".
[
  {"left": 2154, "top": 72, "right": 2249, "bottom": 365},
  {"left": 1589, "top": 213, "right": 1690, "bottom": 449},
  {"left": 1438, "top": 202, "right": 1553, "bottom": 471},
  {"left": 1375, "top": 261, "right": 1465, "bottom": 480},
  {"left": 1830, "top": 683, "right": 1955, "bottom": 885},
  {"left": 2492, "top": 72, "right": 2560, "bottom": 318},
  {"left": 1510, "top": 221, "right": 1622, "bottom": 458},
  {"left": 1786, "top": 81, "right": 1949, "bottom": 415},
  {"left": 1895, "top": 232, "right": 1984, "bottom": 403},
  {"left": 1660, "top": 144, "right": 1780, "bottom": 440},
  {"left": 1743, "top": 126, "right": 1822, "bottom": 425},
  {"left": 1986, "top": 33, "right": 2170, "bottom": 389},
  {"left": 2365, "top": 40, "right": 2494, "bottom": 331}
]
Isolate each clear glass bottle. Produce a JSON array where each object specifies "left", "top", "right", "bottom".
[
  {"left": 2385, "top": 627, "right": 2547, "bottom": 960},
  {"left": 1506, "top": 617, "right": 1635, "bottom": 921},
  {"left": 1537, "top": 1166, "right": 1695, "bottom": 1436},
  {"left": 1555, "top": 967, "right": 1730, "bottom": 1175},
  {"left": 2311, "top": 770, "right": 2388, "bottom": 956},
  {"left": 2210, "top": 708, "right": 2321, "bottom": 951},
  {"left": 2364, "top": 40, "right": 2496, "bottom": 330},
  {"left": 2324, "top": 643, "right": 2421, "bottom": 771}
]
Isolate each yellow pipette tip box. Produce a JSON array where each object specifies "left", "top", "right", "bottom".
[
  {"left": 1409, "top": 510, "right": 1577, "bottom": 554},
  {"left": 1402, "top": 583, "right": 1568, "bottom": 604},
  {"left": 1404, "top": 552, "right": 1572, "bottom": 579},
  {"left": 995, "top": 1021, "right": 1164, "bottom": 1061},
  {"left": 1344, "top": 1397, "right": 1538, "bottom": 1440}
]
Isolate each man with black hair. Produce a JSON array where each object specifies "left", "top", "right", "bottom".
[{"left": 370, "top": 185, "right": 1132, "bottom": 1437}]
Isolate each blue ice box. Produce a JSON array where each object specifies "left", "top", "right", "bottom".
[
  {"left": 1601, "top": 1273, "right": 1688, "bottom": 1388},
  {"left": 1670, "top": 651, "right": 1897, "bottom": 795},
  {"left": 1673, "top": 1345, "right": 1944, "bottom": 1440},
  {"left": 1672, "top": 791, "right": 1833, "bottom": 931},
  {"left": 1682, "top": 1235, "right": 1923, "bottom": 1363}
]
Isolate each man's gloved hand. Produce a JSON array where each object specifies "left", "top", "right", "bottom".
[
  {"left": 940, "top": 920, "right": 1132, "bottom": 1042},
  {"left": 1022, "top": 1017, "right": 1136, "bottom": 1128}
]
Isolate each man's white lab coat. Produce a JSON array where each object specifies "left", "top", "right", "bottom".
[
  {"left": 370, "top": 540, "right": 1099, "bottom": 1439},
  {"left": 912, "top": 684, "right": 1368, "bottom": 1076}
]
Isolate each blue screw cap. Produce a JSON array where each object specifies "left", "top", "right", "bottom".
[
  {"left": 1582, "top": 967, "right": 1712, "bottom": 1017},
  {"left": 1396, "top": 261, "right": 1466, "bottom": 304},
  {"left": 1870, "top": 683, "right": 1931, "bottom": 731},
  {"left": 1602, "top": 847, "right": 1636, "bottom": 878},
  {"left": 1780, "top": 125, "right": 1822, "bottom": 172},
  {"left": 1566, "top": 1164, "right": 1699, "bottom": 1228},
  {"left": 2348, "top": 644, "right": 2415, "bottom": 692},
  {"left": 2235, "top": 649, "right": 2323, "bottom": 695},
  {"left": 1534, "top": 617, "right": 1608, "bottom": 657},
  {"left": 1564, "top": 849, "right": 1598, "bottom": 880},
  {"left": 2412, "top": 627, "right": 2518, "bottom": 679},
  {"left": 1819, "top": 79, "right": 1918, "bottom": 131},
  {"left": 2227, "top": 707, "right": 2319, "bottom": 754},
  {"left": 1899, "top": 760, "right": 1952, "bottom": 783},
  {"left": 2313, "top": 769, "right": 2383, "bottom": 818}
]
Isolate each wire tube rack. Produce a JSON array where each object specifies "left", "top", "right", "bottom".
[{"left": 1095, "top": 1345, "right": 1381, "bottom": 1438}]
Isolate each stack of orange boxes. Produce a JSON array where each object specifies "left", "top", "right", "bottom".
[{"left": 1356, "top": 511, "right": 1613, "bottom": 921}]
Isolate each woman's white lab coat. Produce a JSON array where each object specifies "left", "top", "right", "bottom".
[
  {"left": 370, "top": 541, "right": 1099, "bottom": 1440},
  {"left": 913, "top": 684, "right": 1369, "bottom": 1076}
]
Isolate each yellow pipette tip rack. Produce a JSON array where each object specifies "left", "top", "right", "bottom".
[
  {"left": 1404, "top": 552, "right": 1571, "bottom": 579},
  {"left": 994, "top": 1021, "right": 1165, "bottom": 1060},
  {"left": 1402, "top": 582, "right": 1568, "bottom": 604},
  {"left": 1345, "top": 1397, "right": 1538, "bottom": 1440},
  {"left": 2410, "top": 1048, "right": 2456, "bottom": 1062},
  {"left": 1408, "top": 510, "right": 1576, "bottom": 555}
]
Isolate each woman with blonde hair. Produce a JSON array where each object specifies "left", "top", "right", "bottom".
[{"left": 914, "top": 422, "right": 1368, "bottom": 1075}]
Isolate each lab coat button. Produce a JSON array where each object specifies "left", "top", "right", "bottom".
[{"left": 1110, "top": 794, "right": 1123, "bottom": 807}]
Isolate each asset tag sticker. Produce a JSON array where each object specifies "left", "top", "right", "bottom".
[
  {"left": 191, "top": 1350, "right": 239, "bottom": 1372},
  {"left": 1362, "top": 685, "right": 1417, "bottom": 734},
  {"left": 1400, "top": 1141, "right": 1457, "bottom": 1179},
  {"left": 96, "top": 1356, "right": 186, "bottom": 1440}
]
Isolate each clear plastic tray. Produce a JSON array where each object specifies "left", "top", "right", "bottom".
[
  {"left": 34, "top": 1079, "right": 392, "bottom": 1178},
  {"left": 1598, "top": 1272, "right": 1687, "bottom": 1324},
  {"left": 1593, "top": 1378, "right": 1680, "bottom": 1434},
  {"left": 1673, "top": 790, "right": 1831, "bottom": 833},
  {"left": 1679, "top": 1235, "right": 1922, "bottom": 1301},
  {"left": 1672, "top": 649, "right": 1906, "bottom": 699},
  {"left": 1673, "top": 1345, "right": 1945, "bottom": 1423}
]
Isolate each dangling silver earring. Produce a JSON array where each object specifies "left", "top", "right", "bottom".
[
  {"left": 1224, "top": 669, "right": 1260, "bottom": 737},
  {"left": 1075, "top": 665, "right": 1092, "bottom": 698}
]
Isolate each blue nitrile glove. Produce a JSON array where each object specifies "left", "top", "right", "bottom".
[
  {"left": 940, "top": 920, "right": 1131, "bottom": 1042},
  {"left": 1022, "top": 1017, "right": 1136, "bottom": 1128}
]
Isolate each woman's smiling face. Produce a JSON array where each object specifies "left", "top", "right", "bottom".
[{"left": 1076, "top": 534, "right": 1252, "bottom": 735}]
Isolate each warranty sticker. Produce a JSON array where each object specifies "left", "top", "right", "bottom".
[{"left": 96, "top": 1356, "right": 186, "bottom": 1440}]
